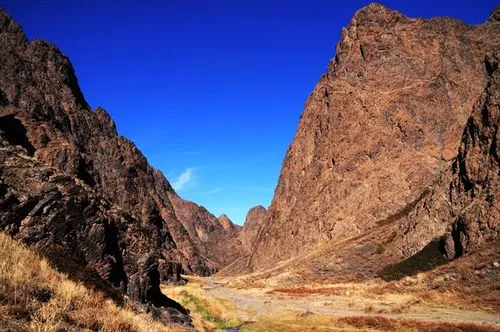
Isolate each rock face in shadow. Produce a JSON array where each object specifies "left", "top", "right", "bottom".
[
  {"left": 247, "top": 4, "right": 500, "bottom": 271},
  {"left": 0, "top": 8, "right": 236, "bottom": 323}
]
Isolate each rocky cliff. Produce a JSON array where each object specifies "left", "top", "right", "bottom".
[
  {"left": 247, "top": 4, "right": 500, "bottom": 272},
  {"left": 397, "top": 53, "right": 499, "bottom": 259},
  {"left": 0, "top": 8, "right": 239, "bottom": 321},
  {"left": 239, "top": 205, "right": 267, "bottom": 254}
]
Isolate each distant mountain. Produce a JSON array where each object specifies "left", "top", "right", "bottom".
[
  {"left": 239, "top": 205, "right": 267, "bottom": 254},
  {"left": 167, "top": 192, "right": 243, "bottom": 270},
  {"left": 216, "top": 205, "right": 267, "bottom": 277},
  {"left": 0, "top": 8, "right": 239, "bottom": 322},
  {"left": 243, "top": 4, "right": 499, "bottom": 277}
]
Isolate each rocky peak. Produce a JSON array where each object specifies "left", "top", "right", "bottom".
[
  {"left": 167, "top": 192, "right": 243, "bottom": 271},
  {"left": 93, "top": 107, "right": 118, "bottom": 137},
  {"left": 487, "top": 5, "right": 500, "bottom": 24},
  {"left": 243, "top": 205, "right": 267, "bottom": 228},
  {"left": 0, "top": 9, "right": 28, "bottom": 45},
  {"left": 351, "top": 3, "right": 405, "bottom": 28},
  {"left": 218, "top": 214, "right": 238, "bottom": 231},
  {"left": 246, "top": 4, "right": 500, "bottom": 271}
]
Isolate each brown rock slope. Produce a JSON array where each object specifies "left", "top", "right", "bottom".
[
  {"left": 246, "top": 4, "right": 500, "bottom": 273},
  {"left": 397, "top": 52, "right": 499, "bottom": 259},
  {"left": 167, "top": 192, "right": 242, "bottom": 271},
  {"left": 217, "top": 205, "right": 267, "bottom": 276},
  {"left": 0, "top": 7, "right": 239, "bottom": 319},
  {"left": 239, "top": 205, "right": 267, "bottom": 254}
]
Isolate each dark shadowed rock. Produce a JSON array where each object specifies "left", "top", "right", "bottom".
[{"left": 0, "top": 8, "right": 235, "bottom": 324}]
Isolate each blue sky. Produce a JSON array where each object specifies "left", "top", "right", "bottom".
[{"left": 2, "top": 1, "right": 495, "bottom": 224}]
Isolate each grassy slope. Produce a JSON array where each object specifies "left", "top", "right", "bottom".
[{"left": 0, "top": 232, "right": 185, "bottom": 332}]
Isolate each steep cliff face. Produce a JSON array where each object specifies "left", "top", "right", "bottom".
[
  {"left": 0, "top": 7, "right": 237, "bottom": 319},
  {"left": 0, "top": 144, "right": 189, "bottom": 323},
  {"left": 248, "top": 4, "right": 500, "bottom": 271},
  {"left": 397, "top": 53, "right": 499, "bottom": 258}
]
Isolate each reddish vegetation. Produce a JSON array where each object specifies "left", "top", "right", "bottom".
[
  {"left": 267, "top": 287, "right": 346, "bottom": 296},
  {"left": 339, "top": 316, "right": 498, "bottom": 332}
]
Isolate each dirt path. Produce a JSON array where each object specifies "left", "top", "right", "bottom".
[{"left": 204, "top": 277, "right": 500, "bottom": 328}]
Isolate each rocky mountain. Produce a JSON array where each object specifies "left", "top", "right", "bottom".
[
  {"left": 216, "top": 205, "right": 267, "bottom": 277},
  {"left": 0, "top": 7, "right": 239, "bottom": 322},
  {"left": 246, "top": 4, "right": 499, "bottom": 273},
  {"left": 397, "top": 52, "right": 499, "bottom": 259},
  {"left": 239, "top": 205, "right": 267, "bottom": 254},
  {"left": 218, "top": 213, "right": 241, "bottom": 233},
  {"left": 167, "top": 192, "right": 242, "bottom": 270}
]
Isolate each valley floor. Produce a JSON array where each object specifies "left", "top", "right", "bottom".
[{"left": 163, "top": 274, "right": 500, "bottom": 331}]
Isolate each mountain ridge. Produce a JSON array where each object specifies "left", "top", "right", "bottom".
[
  {"left": 0, "top": 7, "right": 241, "bottom": 323},
  {"left": 243, "top": 3, "right": 499, "bottom": 274}
]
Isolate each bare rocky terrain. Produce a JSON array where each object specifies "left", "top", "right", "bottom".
[
  {"left": 0, "top": 2, "right": 499, "bottom": 330},
  {"left": 244, "top": 3, "right": 500, "bottom": 277},
  {"left": 0, "top": 7, "right": 239, "bottom": 324}
]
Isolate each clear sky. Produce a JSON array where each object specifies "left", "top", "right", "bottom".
[{"left": 2, "top": 1, "right": 495, "bottom": 224}]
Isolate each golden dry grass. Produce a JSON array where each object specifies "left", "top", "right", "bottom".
[
  {"left": 162, "top": 276, "right": 242, "bottom": 331},
  {"left": 0, "top": 232, "right": 185, "bottom": 332}
]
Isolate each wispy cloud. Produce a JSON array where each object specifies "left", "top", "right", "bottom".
[
  {"left": 172, "top": 168, "right": 196, "bottom": 191},
  {"left": 193, "top": 188, "right": 223, "bottom": 195}
]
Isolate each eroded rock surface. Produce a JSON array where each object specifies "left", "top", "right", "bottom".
[
  {"left": 397, "top": 53, "right": 499, "bottom": 259},
  {"left": 167, "top": 192, "right": 243, "bottom": 272},
  {"left": 0, "top": 8, "right": 238, "bottom": 323},
  {"left": 247, "top": 4, "right": 500, "bottom": 271}
]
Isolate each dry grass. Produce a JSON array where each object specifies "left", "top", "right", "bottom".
[
  {"left": 162, "top": 276, "right": 242, "bottom": 331},
  {"left": 0, "top": 232, "right": 184, "bottom": 332},
  {"left": 166, "top": 272, "right": 500, "bottom": 331}
]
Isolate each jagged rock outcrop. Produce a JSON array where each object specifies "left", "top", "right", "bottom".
[
  {"left": 247, "top": 4, "right": 500, "bottom": 271},
  {"left": 0, "top": 7, "right": 238, "bottom": 322},
  {"left": 0, "top": 144, "right": 189, "bottom": 323}
]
